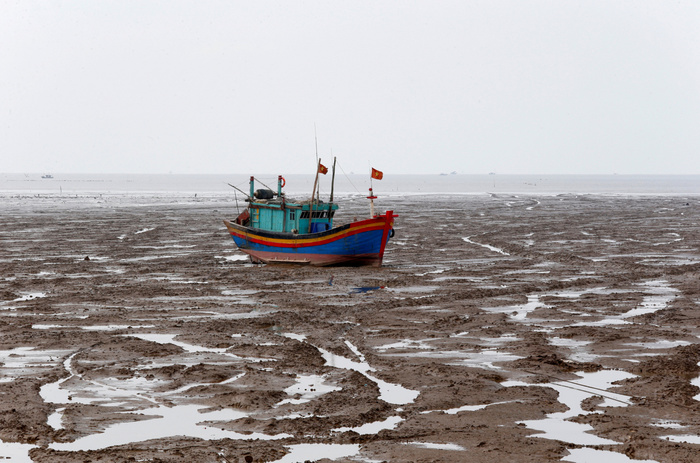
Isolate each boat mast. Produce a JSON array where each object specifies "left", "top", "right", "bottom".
[{"left": 309, "top": 158, "right": 321, "bottom": 233}]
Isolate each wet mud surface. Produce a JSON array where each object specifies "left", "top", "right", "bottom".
[{"left": 1, "top": 192, "right": 699, "bottom": 462}]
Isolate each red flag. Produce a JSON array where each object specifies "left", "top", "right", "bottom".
[
  {"left": 371, "top": 168, "right": 383, "bottom": 180},
  {"left": 318, "top": 163, "right": 328, "bottom": 175}
]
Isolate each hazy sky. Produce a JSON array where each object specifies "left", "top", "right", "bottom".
[{"left": 2, "top": 1, "right": 699, "bottom": 175}]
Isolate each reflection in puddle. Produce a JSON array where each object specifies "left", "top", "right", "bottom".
[
  {"left": 319, "top": 345, "right": 419, "bottom": 405},
  {"left": 0, "top": 347, "right": 68, "bottom": 378},
  {"left": 483, "top": 295, "right": 548, "bottom": 321},
  {"left": 692, "top": 360, "right": 700, "bottom": 401},
  {"left": 387, "top": 285, "right": 437, "bottom": 294},
  {"left": 0, "top": 440, "right": 34, "bottom": 463},
  {"left": 40, "top": 349, "right": 286, "bottom": 451},
  {"left": 405, "top": 441, "right": 466, "bottom": 451},
  {"left": 129, "top": 333, "right": 231, "bottom": 354},
  {"left": 333, "top": 415, "right": 403, "bottom": 434},
  {"left": 462, "top": 236, "right": 510, "bottom": 256},
  {"left": 382, "top": 348, "right": 522, "bottom": 370},
  {"left": 661, "top": 434, "right": 700, "bottom": 444},
  {"left": 269, "top": 444, "right": 360, "bottom": 463},
  {"left": 277, "top": 374, "right": 340, "bottom": 406},
  {"left": 563, "top": 447, "right": 658, "bottom": 463},
  {"left": 216, "top": 254, "right": 250, "bottom": 262},
  {"left": 12, "top": 292, "right": 48, "bottom": 302},
  {"left": 421, "top": 400, "right": 517, "bottom": 415},
  {"left": 505, "top": 370, "right": 635, "bottom": 447},
  {"left": 619, "top": 280, "right": 678, "bottom": 318},
  {"left": 49, "top": 404, "right": 290, "bottom": 451},
  {"left": 376, "top": 338, "right": 434, "bottom": 351},
  {"left": 651, "top": 419, "right": 686, "bottom": 429}
]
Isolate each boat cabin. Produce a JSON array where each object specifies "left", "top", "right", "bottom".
[{"left": 235, "top": 176, "right": 339, "bottom": 234}]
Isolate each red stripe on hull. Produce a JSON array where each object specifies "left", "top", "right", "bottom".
[
  {"left": 225, "top": 219, "right": 387, "bottom": 249},
  {"left": 224, "top": 211, "right": 397, "bottom": 267}
]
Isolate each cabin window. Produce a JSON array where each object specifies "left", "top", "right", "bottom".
[
  {"left": 300, "top": 210, "right": 329, "bottom": 219},
  {"left": 290, "top": 210, "right": 296, "bottom": 220}
]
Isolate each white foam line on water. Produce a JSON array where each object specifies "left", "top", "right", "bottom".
[
  {"left": 462, "top": 237, "right": 510, "bottom": 256},
  {"left": 134, "top": 227, "right": 155, "bottom": 234}
]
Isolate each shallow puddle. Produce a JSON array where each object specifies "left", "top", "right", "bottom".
[
  {"left": 563, "top": 447, "right": 659, "bottom": 463},
  {"left": 268, "top": 444, "right": 361, "bottom": 463},
  {"left": 49, "top": 404, "right": 290, "bottom": 452},
  {"left": 333, "top": 415, "right": 403, "bottom": 434},
  {"left": 404, "top": 441, "right": 466, "bottom": 451},
  {"left": 505, "top": 370, "right": 635, "bottom": 447},
  {"left": 0, "top": 440, "right": 34, "bottom": 463},
  {"left": 277, "top": 374, "right": 340, "bottom": 406}
]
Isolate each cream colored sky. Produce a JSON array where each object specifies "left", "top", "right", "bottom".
[{"left": 2, "top": 1, "right": 699, "bottom": 174}]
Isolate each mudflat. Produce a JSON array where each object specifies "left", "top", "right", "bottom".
[{"left": 1, "top": 193, "right": 699, "bottom": 462}]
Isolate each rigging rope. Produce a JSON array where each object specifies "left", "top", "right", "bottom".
[{"left": 336, "top": 160, "right": 364, "bottom": 195}]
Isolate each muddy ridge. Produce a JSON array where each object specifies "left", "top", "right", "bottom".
[{"left": 1, "top": 193, "right": 699, "bottom": 462}]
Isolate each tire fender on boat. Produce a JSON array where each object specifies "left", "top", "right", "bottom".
[{"left": 389, "top": 228, "right": 395, "bottom": 238}]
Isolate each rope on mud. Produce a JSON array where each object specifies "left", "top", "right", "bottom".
[
  {"left": 521, "top": 368, "right": 700, "bottom": 411},
  {"left": 522, "top": 369, "right": 632, "bottom": 406}
]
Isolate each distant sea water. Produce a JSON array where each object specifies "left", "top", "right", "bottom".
[{"left": 1, "top": 173, "right": 698, "bottom": 196}]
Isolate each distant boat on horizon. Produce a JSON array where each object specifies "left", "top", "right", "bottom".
[{"left": 41, "top": 174, "right": 53, "bottom": 179}]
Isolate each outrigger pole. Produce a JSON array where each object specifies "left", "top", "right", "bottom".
[{"left": 227, "top": 182, "right": 251, "bottom": 200}]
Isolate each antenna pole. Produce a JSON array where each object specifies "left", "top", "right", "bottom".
[{"left": 330, "top": 156, "right": 337, "bottom": 203}]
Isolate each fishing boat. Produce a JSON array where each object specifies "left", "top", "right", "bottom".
[{"left": 223, "top": 160, "right": 396, "bottom": 267}]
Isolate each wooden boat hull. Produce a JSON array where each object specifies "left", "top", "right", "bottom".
[{"left": 224, "top": 211, "right": 396, "bottom": 267}]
